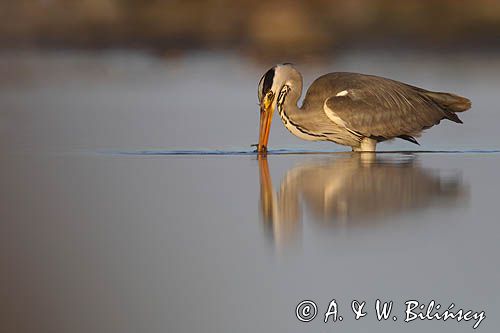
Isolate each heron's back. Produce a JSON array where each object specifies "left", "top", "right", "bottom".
[{"left": 300, "top": 72, "right": 470, "bottom": 140}]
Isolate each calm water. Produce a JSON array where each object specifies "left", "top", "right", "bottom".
[{"left": 1, "top": 50, "right": 499, "bottom": 332}]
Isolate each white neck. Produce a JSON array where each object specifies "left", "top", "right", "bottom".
[{"left": 272, "top": 67, "right": 322, "bottom": 141}]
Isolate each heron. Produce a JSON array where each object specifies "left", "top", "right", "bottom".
[{"left": 257, "top": 64, "right": 471, "bottom": 152}]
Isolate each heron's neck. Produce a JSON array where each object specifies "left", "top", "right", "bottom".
[
  {"left": 278, "top": 85, "right": 302, "bottom": 118},
  {"left": 276, "top": 84, "right": 323, "bottom": 141}
]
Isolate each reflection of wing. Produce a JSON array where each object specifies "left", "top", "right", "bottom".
[
  {"left": 296, "top": 155, "right": 466, "bottom": 227},
  {"left": 259, "top": 154, "right": 467, "bottom": 247}
]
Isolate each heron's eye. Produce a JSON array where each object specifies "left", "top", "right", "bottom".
[{"left": 266, "top": 91, "right": 274, "bottom": 100}]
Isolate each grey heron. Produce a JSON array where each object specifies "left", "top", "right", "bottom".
[{"left": 257, "top": 64, "right": 471, "bottom": 152}]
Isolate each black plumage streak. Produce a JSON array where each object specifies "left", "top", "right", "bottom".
[
  {"left": 261, "top": 67, "right": 275, "bottom": 96},
  {"left": 397, "top": 135, "right": 420, "bottom": 145}
]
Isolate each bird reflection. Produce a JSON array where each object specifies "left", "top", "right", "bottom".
[{"left": 258, "top": 154, "right": 467, "bottom": 248}]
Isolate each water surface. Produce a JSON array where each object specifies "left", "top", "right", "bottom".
[{"left": 0, "top": 51, "right": 499, "bottom": 333}]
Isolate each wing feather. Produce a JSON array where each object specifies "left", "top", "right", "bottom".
[{"left": 323, "top": 76, "right": 448, "bottom": 139}]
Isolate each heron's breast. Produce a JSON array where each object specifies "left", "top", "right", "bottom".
[{"left": 277, "top": 105, "right": 324, "bottom": 141}]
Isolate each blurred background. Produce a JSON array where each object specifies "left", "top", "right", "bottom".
[{"left": 2, "top": 0, "right": 500, "bottom": 59}]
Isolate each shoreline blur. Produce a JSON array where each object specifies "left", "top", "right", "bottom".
[{"left": 2, "top": 1, "right": 500, "bottom": 60}]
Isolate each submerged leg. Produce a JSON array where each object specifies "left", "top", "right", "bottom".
[{"left": 352, "top": 137, "right": 377, "bottom": 152}]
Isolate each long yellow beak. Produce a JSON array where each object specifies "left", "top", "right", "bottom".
[{"left": 258, "top": 102, "right": 273, "bottom": 153}]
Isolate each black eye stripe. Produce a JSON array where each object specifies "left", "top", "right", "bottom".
[{"left": 261, "top": 67, "right": 275, "bottom": 96}]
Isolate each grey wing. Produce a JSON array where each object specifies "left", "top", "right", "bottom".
[{"left": 323, "top": 76, "right": 457, "bottom": 139}]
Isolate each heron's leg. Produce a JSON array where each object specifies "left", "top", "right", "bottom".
[{"left": 352, "top": 138, "right": 377, "bottom": 152}]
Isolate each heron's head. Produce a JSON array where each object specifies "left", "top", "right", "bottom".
[{"left": 257, "top": 63, "right": 301, "bottom": 153}]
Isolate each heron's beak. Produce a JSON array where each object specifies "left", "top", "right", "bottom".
[{"left": 258, "top": 98, "right": 274, "bottom": 153}]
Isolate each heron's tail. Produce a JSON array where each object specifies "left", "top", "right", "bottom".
[
  {"left": 425, "top": 91, "right": 472, "bottom": 112},
  {"left": 421, "top": 91, "right": 471, "bottom": 124}
]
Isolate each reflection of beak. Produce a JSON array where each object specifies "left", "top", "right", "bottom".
[
  {"left": 258, "top": 100, "right": 274, "bottom": 153},
  {"left": 258, "top": 155, "right": 273, "bottom": 224},
  {"left": 258, "top": 153, "right": 301, "bottom": 250}
]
